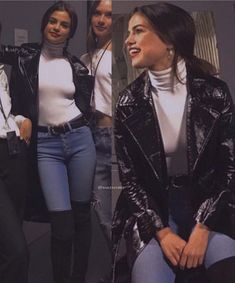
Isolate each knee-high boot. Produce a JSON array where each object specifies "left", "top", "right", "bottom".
[
  {"left": 71, "top": 201, "right": 92, "bottom": 283},
  {"left": 50, "top": 210, "right": 74, "bottom": 283},
  {"left": 207, "top": 257, "right": 235, "bottom": 283}
]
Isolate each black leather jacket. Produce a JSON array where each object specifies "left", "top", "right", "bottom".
[
  {"left": 0, "top": 43, "right": 94, "bottom": 133},
  {"left": 113, "top": 69, "right": 235, "bottom": 274}
]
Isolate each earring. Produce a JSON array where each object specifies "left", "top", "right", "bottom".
[{"left": 168, "top": 48, "right": 173, "bottom": 59}]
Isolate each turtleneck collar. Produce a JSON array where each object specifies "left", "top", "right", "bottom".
[
  {"left": 41, "top": 40, "right": 66, "bottom": 59},
  {"left": 148, "top": 59, "right": 187, "bottom": 92}
]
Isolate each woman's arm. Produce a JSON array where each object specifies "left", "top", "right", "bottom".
[
  {"left": 181, "top": 82, "right": 235, "bottom": 269},
  {"left": 195, "top": 82, "right": 235, "bottom": 230},
  {"left": 0, "top": 45, "right": 22, "bottom": 66}
]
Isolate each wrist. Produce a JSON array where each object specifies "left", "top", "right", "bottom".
[
  {"left": 195, "top": 222, "right": 210, "bottom": 231},
  {"left": 23, "top": 118, "right": 31, "bottom": 123},
  {"left": 194, "top": 223, "right": 210, "bottom": 237},
  {"left": 156, "top": 227, "right": 171, "bottom": 242}
]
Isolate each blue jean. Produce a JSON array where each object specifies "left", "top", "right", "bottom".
[
  {"left": 132, "top": 185, "right": 235, "bottom": 283},
  {"left": 37, "top": 125, "right": 96, "bottom": 211},
  {"left": 92, "top": 126, "right": 112, "bottom": 241}
]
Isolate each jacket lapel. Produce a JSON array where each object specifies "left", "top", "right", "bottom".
[
  {"left": 123, "top": 74, "right": 168, "bottom": 187},
  {"left": 187, "top": 74, "right": 220, "bottom": 175},
  {"left": 120, "top": 70, "right": 221, "bottom": 185}
]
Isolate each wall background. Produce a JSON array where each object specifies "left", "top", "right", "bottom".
[
  {"left": 0, "top": 0, "right": 88, "bottom": 67},
  {"left": 113, "top": 0, "right": 235, "bottom": 99}
]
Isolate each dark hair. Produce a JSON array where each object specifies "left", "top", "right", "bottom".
[
  {"left": 41, "top": 1, "right": 78, "bottom": 39},
  {"left": 87, "top": 0, "right": 101, "bottom": 56},
  {"left": 131, "top": 2, "right": 213, "bottom": 78}
]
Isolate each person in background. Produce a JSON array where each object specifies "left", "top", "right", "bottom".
[
  {"left": 113, "top": 2, "right": 235, "bottom": 283},
  {"left": 81, "top": 1, "right": 112, "bottom": 282},
  {"left": 0, "top": 2, "right": 96, "bottom": 283},
  {"left": 0, "top": 21, "right": 32, "bottom": 283}
]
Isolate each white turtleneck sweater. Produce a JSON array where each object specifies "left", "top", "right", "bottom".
[
  {"left": 38, "top": 40, "right": 81, "bottom": 126},
  {"left": 148, "top": 60, "right": 188, "bottom": 176}
]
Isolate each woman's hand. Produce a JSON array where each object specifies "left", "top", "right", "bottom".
[
  {"left": 179, "top": 223, "right": 210, "bottom": 269},
  {"left": 156, "top": 227, "right": 187, "bottom": 266},
  {"left": 20, "top": 118, "right": 32, "bottom": 145}
]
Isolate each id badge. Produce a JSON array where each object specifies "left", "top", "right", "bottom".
[{"left": 6, "top": 131, "right": 20, "bottom": 156}]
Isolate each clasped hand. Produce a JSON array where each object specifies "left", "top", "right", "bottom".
[{"left": 156, "top": 223, "right": 210, "bottom": 269}]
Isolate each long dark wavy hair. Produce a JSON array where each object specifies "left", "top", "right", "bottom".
[
  {"left": 131, "top": 2, "right": 216, "bottom": 78},
  {"left": 87, "top": 0, "right": 101, "bottom": 57},
  {"left": 41, "top": 1, "right": 78, "bottom": 40}
]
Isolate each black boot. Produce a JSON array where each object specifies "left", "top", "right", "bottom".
[
  {"left": 207, "top": 257, "right": 235, "bottom": 283},
  {"left": 50, "top": 210, "right": 74, "bottom": 283},
  {"left": 71, "top": 201, "right": 92, "bottom": 283}
]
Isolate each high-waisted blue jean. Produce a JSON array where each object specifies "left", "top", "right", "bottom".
[
  {"left": 92, "top": 126, "right": 112, "bottom": 241},
  {"left": 132, "top": 185, "right": 235, "bottom": 283},
  {"left": 37, "top": 125, "right": 96, "bottom": 211}
]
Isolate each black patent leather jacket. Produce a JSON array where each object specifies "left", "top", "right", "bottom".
[
  {"left": 112, "top": 69, "right": 235, "bottom": 277},
  {"left": 0, "top": 43, "right": 94, "bottom": 132}
]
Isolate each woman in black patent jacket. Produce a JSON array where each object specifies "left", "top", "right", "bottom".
[
  {"left": 113, "top": 3, "right": 235, "bottom": 283},
  {"left": 0, "top": 2, "right": 96, "bottom": 283}
]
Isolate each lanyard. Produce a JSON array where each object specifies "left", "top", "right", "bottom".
[
  {"left": 91, "top": 40, "right": 111, "bottom": 77},
  {"left": 0, "top": 96, "right": 10, "bottom": 128},
  {"left": 90, "top": 40, "right": 111, "bottom": 109}
]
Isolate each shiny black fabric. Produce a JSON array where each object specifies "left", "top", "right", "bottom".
[
  {"left": 112, "top": 69, "right": 235, "bottom": 281},
  {"left": 0, "top": 43, "right": 94, "bottom": 127},
  {"left": 0, "top": 43, "right": 94, "bottom": 222}
]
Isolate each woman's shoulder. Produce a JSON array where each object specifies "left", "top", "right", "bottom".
[
  {"left": 1, "top": 42, "right": 41, "bottom": 59},
  {"left": 19, "top": 42, "right": 41, "bottom": 54},
  {"left": 117, "top": 71, "right": 147, "bottom": 107},
  {"left": 189, "top": 71, "right": 233, "bottom": 112},
  {"left": 189, "top": 70, "right": 231, "bottom": 98},
  {"left": 67, "top": 52, "right": 89, "bottom": 75},
  {"left": 80, "top": 52, "right": 89, "bottom": 63}
]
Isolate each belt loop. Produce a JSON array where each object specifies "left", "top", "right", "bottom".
[
  {"left": 47, "top": 125, "right": 52, "bottom": 135},
  {"left": 67, "top": 121, "right": 72, "bottom": 131}
]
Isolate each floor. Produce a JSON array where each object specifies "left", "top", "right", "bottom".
[{"left": 24, "top": 209, "right": 111, "bottom": 283}]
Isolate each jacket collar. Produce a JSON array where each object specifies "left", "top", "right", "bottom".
[{"left": 120, "top": 69, "right": 220, "bottom": 184}]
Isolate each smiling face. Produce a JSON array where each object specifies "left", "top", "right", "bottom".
[
  {"left": 91, "top": 0, "right": 112, "bottom": 46},
  {"left": 43, "top": 10, "right": 71, "bottom": 44},
  {"left": 125, "top": 12, "right": 174, "bottom": 71}
]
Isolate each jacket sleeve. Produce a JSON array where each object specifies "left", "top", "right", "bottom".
[
  {"left": 0, "top": 45, "right": 22, "bottom": 65},
  {"left": 114, "top": 106, "right": 166, "bottom": 242},
  {"left": 195, "top": 82, "right": 235, "bottom": 232}
]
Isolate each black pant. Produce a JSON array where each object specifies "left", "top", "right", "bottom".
[{"left": 0, "top": 139, "right": 29, "bottom": 283}]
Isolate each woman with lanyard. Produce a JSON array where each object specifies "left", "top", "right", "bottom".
[
  {"left": 81, "top": 0, "right": 112, "bottom": 271},
  {"left": 0, "top": 2, "right": 96, "bottom": 283},
  {"left": 0, "top": 22, "right": 32, "bottom": 283}
]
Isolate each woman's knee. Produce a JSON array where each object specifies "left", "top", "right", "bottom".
[
  {"left": 205, "top": 232, "right": 235, "bottom": 268},
  {"left": 131, "top": 238, "right": 175, "bottom": 283}
]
